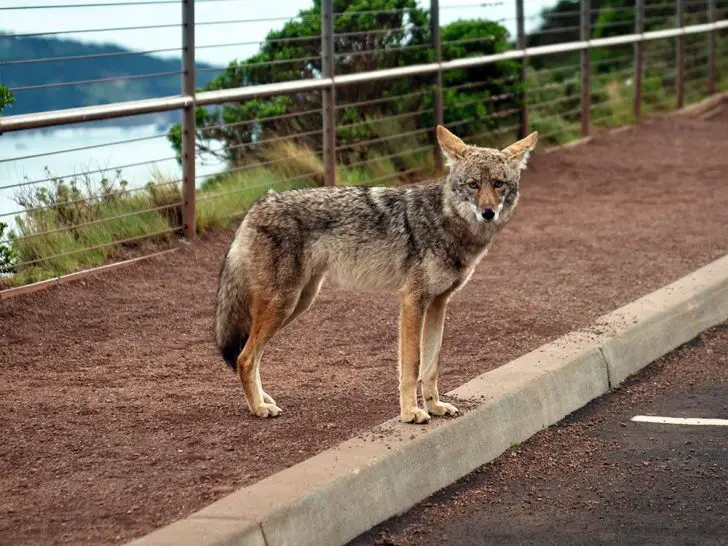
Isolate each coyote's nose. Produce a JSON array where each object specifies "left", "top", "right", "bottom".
[{"left": 481, "top": 209, "right": 495, "bottom": 221}]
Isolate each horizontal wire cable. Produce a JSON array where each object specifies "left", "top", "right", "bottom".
[
  {"left": 0, "top": 134, "right": 170, "bottom": 164},
  {"left": 442, "top": 36, "right": 500, "bottom": 45},
  {"left": 197, "top": 13, "right": 317, "bottom": 26},
  {"left": 336, "top": 88, "right": 433, "bottom": 110},
  {"left": 335, "top": 127, "right": 433, "bottom": 152},
  {"left": 1, "top": 0, "right": 179, "bottom": 9},
  {"left": 0, "top": 201, "right": 182, "bottom": 246},
  {"left": 0, "top": 47, "right": 182, "bottom": 66},
  {"left": 334, "top": 26, "right": 426, "bottom": 39},
  {"left": 9, "top": 71, "right": 182, "bottom": 92},
  {"left": 2, "top": 22, "right": 180, "bottom": 39},
  {"left": 4, "top": 227, "right": 181, "bottom": 271},
  {"left": 196, "top": 56, "right": 320, "bottom": 72},
  {"left": 196, "top": 172, "right": 318, "bottom": 203},
  {"left": 0, "top": 157, "right": 178, "bottom": 192},
  {"left": 202, "top": 148, "right": 323, "bottom": 178},
  {"left": 196, "top": 35, "right": 319, "bottom": 50},
  {"left": 227, "top": 129, "right": 323, "bottom": 151},
  {"left": 0, "top": 180, "right": 180, "bottom": 219},
  {"left": 356, "top": 166, "right": 426, "bottom": 186},
  {"left": 343, "top": 145, "right": 433, "bottom": 169},
  {"left": 526, "top": 9, "right": 581, "bottom": 20},
  {"left": 462, "top": 123, "right": 521, "bottom": 143},
  {"left": 336, "top": 108, "right": 434, "bottom": 130},
  {"left": 199, "top": 107, "right": 323, "bottom": 134},
  {"left": 335, "top": 44, "right": 432, "bottom": 58}
]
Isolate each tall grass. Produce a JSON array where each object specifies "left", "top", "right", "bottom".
[{"left": 1, "top": 133, "right": 435, "bottom": 287}]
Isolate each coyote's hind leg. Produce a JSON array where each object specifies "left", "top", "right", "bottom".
[{"left": 237, "top": 297, "right": 289, "bottom": 418}]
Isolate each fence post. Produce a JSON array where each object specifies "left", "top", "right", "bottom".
[
  {"left": 580, "top": 0, "right": 590, "bottom": 137},
  {"left": 708, "top": 0, "right": 717, "bottom": 95},
  {"left": 634, "top": 0, "right": 645, "bottom": 119},
  {"left": 321, "top": 0, "right": 336, "bottom": 186},
  {"left": 431, "top": 0, "right": 444, "bottom": 173},
  {"left": 516, "top": 0, "right": 528, "bottom": 139},
  {"left": 181, "top": 0, "right": 196, "bottom": 239},
  {"left": 676, "top": 0, "right": 685, "bottom": 108}
]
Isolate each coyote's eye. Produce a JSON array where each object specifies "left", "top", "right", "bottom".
[
  {"left": 467, "top": 180, "right": 479, "bottom": 190},
  {"left": 492, "top": 180, "right": 504, "bottom": 189}
]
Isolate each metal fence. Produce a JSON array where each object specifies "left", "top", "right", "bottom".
[{"left": 1, "top": 0, "right": 727, "bottom": 290}]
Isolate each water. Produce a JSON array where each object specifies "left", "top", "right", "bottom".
[{"left": 0, "top": 124, "right": 226, "bottom": 220}]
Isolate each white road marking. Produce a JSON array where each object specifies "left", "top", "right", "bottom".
[{"left": 631, "top": 415, "right": 728, "bottom": 426}]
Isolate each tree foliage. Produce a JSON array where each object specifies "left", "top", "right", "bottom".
[{"left": 168, "top": 0, "right": 520, "bottom": 170}]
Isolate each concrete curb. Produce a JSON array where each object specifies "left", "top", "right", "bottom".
[{"left": 126, "top": 253, "right": 728, "bottom": 546}]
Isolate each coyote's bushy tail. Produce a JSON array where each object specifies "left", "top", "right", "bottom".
[{"left": 215, "top": 251, "right": 250, "bottom": 372}]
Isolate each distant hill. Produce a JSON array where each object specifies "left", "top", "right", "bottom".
[{"left": 0, "top": 32, "right": 223, "bottom": 126}]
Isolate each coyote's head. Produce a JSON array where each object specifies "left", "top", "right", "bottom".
[{"left": 437, "top": 125, "right": 537, "bottom": 226}]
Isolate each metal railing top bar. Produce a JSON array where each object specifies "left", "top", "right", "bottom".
[
  {"left": 195, "top": 78, "right": 333, "bottom": 106},
  {"left": 0, "top": 95, "right": 189, "bottom": 133},
  {"left": 2, "top": 20, "right": 727, "bottom": 134}
]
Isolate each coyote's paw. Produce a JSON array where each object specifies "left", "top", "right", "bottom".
[
  {"left": 427, "top": 401, "right": 459, "bottom": 417},
  {"left": 400, "top": 407, "right": 431, "bottom": 424},
  {"left": 252, "top": 403, "right": 282, "bottom": 418},
  {"left": 262, "top": 392, "right": 277, "bottom": 406}
]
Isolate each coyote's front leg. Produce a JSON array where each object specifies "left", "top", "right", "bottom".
[
  {"left": 420, "top": 294, "right": 459, "bottom": 417},
  {"left": 399, "top": 293, "right": 431, "bottom": 424}
]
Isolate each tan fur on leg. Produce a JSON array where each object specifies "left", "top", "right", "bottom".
[
  {"left": 399, "top": 293, "right": 430, "bottom": 424},
  {"left": 420, "top": 294, "right": 459, "bottom": 417}
]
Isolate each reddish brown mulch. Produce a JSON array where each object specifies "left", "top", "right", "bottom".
[{"left": 2, "top": 107, "right": 728, "bottom": 545}]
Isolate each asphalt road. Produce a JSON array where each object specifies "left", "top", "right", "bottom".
[{"left": 351, "top": 324, "right": 728, "bottom": 546}]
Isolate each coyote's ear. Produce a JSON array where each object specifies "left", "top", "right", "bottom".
[
  {"left": 436, "top": 125, "right": 468, "bottom": 168},
  {"left": 502, "top": 131, "right": 538, "bottom": 170}
]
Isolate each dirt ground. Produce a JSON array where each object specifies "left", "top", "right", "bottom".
[
  {"left": 351, "top": 322, "right": 728, "bottom": 546},
  {"left": 2, "top": 105, "right": 728, "bottom": 545}
]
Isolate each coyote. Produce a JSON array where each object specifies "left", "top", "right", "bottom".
[{"left": 215, "top": 125, "right": 538, "bottom": 423}]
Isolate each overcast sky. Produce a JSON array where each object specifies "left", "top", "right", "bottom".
[{"left": 1, "top": 0, "right": 555, "bottom": 66}]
